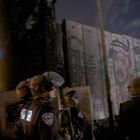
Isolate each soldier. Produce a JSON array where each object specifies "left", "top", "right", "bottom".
[
  {"left": 17, "top": 74, "right": 70, "bottom": 140},
  {"left": 118, "top": 77, "right": 140, "bottom": 140},
  {"left": 59, "top": 90, "right": 93, "bottom": 140},
  {"left": 14, "top": 80, "right": 32, "bottom": 139}
]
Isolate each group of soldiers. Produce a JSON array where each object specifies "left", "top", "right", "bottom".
[
  {"left": 2, "top": 71, "right": 140, "bottom": 140},
  {"left": 11, "top": 71, "right": 93, "bottom": 140}
]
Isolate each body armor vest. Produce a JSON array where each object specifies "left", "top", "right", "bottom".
[{"left": 19, "top": 96, "right": 49, "bottom": 136}]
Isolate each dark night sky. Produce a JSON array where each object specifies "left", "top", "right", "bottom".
[
  {"left": 55, "top": 0, "right": 140, "bottom": 39},
  {"left": 55, "top": 0, "right": 96, "bottom": 26}
]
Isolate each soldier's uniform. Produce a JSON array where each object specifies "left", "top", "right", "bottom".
[
  {"left": 15, "top": 98, "right": 32, "bottom": 139},
  {"left": 14, "top": 80, "right": 32, "bottom": 139},
  {"left": 59, "top": 90, "right": 93, "bottom": 140},
  {"left": 58, "top": 107, "right": 87, "bottom": 140},
  {"left": 17, "top": 73, "right": 68, "bottom": 140},
  {"left": 18, "top": 95, "right": 67, "bottom": 140}
]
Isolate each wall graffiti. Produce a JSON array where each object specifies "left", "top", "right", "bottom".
[{"left": 65, "top": 20, "right": 140, "bottom": 119}]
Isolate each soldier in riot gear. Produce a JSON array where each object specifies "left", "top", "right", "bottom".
[
  {"left": 14, "top": 80, "right": 33, "bottom": 139},
  {"left": 59, "top": 90, "right": 93, "bottom": 140},
  {"left": 118, "top": 77, "right": 140, "bottom": 140},
  {"left": 17, "top": 73, "right": 70, "bottom": 140}
]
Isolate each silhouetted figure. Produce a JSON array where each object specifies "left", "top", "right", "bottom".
[{"left": 118, "top": 77, "right": 140, "bottom": 140}]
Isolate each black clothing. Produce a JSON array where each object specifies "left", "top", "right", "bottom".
[
  {"left": 18, "top": 96, "right": 66, "bottom": 140},
  {"left": 14, "top": 98, "right": 32, "bottom": 121},
  {"left": 14, "top": 98, "right": 32, "bottom": 139},
  {"left": 59, "top": 107, "right": 92, "bottom": 140},
  {"left": 118, "top": 96, "right": 140, "bottom": 140},
  {"left": 93, "top": 119, "right": 116, "bottom": 140}
]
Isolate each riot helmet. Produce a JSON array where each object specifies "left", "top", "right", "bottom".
[
  {"left": 16, "top": 80, "right": 30, "bottom": 99},
  {"left": 29, "top": 75, "right": 45, "bottom": 96}
]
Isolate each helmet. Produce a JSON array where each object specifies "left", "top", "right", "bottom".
[
  {"left": 65, "top": 90, "right": 80, "bottom": 100},
  {"left": 29, "top": 75, "right": 45, "bottom": 96},
  {"left": 16, "top": 81, "right": 28, "bottom": 90},
  {"left": 128, "top": 77, "right": 140, "bottom": 95},
  {"left": 43, "top": 71, "right": 65, "bottom": 87},
  {"left": 63, "top": 90, "right": 80, "bottom": 107},
  {"left": 30, "top": 75, "right": 45, "bottom": 87},
  {"left": 16, "top": 80, "right": 29, "bottom": 98}
]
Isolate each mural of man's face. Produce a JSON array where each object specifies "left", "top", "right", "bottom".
[{"left": 114, "top": 52, "right": 129, "bottom": 86}]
